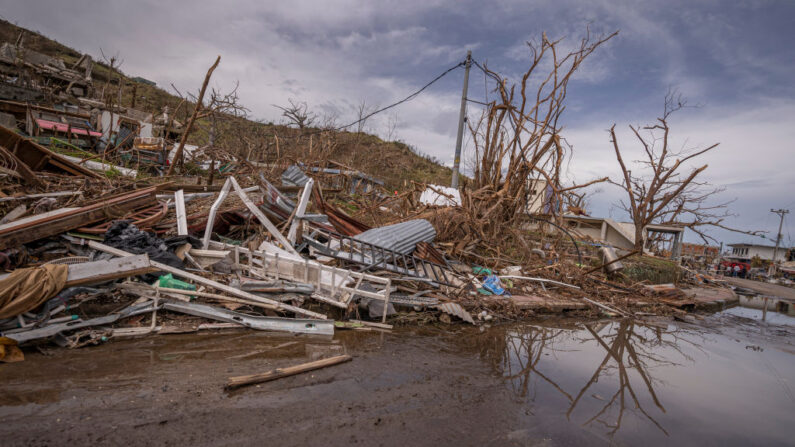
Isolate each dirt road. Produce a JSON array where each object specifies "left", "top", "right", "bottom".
[{"left": 723, "top": 276, "right": 795, "bottom": 300}]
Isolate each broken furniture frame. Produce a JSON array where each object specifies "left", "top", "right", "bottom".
[
  {"left": 208, "top": 241, "right": 392, "bottom": 323},
  {"left": 202, "top": 176, "right": 298, "bottom": 255},
  {"left": 303, "top": 226, "right": 459, "bottom": 287},
  {"left": 70, "top": 238, "right": 327, "bottom": 320}
]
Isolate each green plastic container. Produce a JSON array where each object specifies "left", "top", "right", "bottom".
[{"left": 157, "top": 274, "right": 196, "bottom": 292}]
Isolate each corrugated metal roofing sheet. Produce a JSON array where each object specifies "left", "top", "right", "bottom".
[
  {"left": 353, "top": 219, "right": 436, "bottom": 255},
  {"left": 436, "top": 302, "right": 475, "bottom": 324},
  {"left": 281, "top": 165, "right": 310, "bottom": 187}
]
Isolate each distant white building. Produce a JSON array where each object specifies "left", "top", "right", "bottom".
[
  {"left": 727, "top": 243, "right": 792, "bottom": 263},
  {"left": 559, "top": 215, "right": 685, "bottom": 257}
]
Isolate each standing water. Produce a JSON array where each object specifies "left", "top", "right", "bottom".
[
  {"left": 482, "top": 311, "right": 795, "bottom": 445},
  {"left": 0, "top": 306, "right": 793, "bottom": 446}
]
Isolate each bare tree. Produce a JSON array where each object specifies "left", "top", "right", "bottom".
[
  {"left": 98, "top": 48, "right": 124, "bottom": 106},
  {"left": 563, "top": 188, "right": 598, "bottom": 216},
  {"left": 319, "top": 109, "right": 340, "bottom": 130},
  {"left": 275, "top": 99, "right": 315, "bottom": 129},
  {"left": 384, "top": 111, "right": 399, "bottom": 142},
  {"left": 610, "top": 92, "right": 761, "bottom": 248},
  {"left": 355, "top": 99, "right": 378, "bottom": 134},
  {"left": 464, "top": 29, "right": 616, "bottom": 240},
  {"left": 167, "top": 56, "right": 248, "bottom": 176}
]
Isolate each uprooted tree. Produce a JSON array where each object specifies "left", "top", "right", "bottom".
[
  {"left": 459, "top": 29, "right": 616, "bottom": 245},
  {"left": 610, "top": 93, "right": 760, "bottom": 250}
]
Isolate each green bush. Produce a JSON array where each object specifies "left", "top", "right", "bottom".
[{"left": 621, "top": 255, "right": 681, "bottom": 285}]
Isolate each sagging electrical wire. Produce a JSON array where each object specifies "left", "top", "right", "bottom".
[
  {"left": 269, "top": 59, "right": 467, "bottom": 141},
  {"left": 333, "top": 60, "right": 467, "bottom": 132}
]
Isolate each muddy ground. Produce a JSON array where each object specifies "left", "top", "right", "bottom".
[
  {"left": 1, "top": 310, "right": 794, "bottom": 446},
  {"left": 0, "top": 328, "right": 531, "bottom": 446}
]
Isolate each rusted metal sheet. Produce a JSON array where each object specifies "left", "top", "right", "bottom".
[
  {"left": 436, "top": 302, "right": 475, "bottom": 324},
  {"left": 0, "top": 125, "right": 102, "bottom": 179},
  {"left": 413, "top": 241, "right": 448, "bottom": 265},
  {"left": 310, "top": 182, "right": 370, "bottom": 236}
]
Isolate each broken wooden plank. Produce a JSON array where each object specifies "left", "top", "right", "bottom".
[
  {"left": 0, "top": 125, "right": 102, "bottom": 178},
  {"left": 226, "top": 355, "right": 352, "bottom": 390},
  {"left": 287, "top": 178, "right": 313, "bottom": 243},
  {"left": 65, "top": 254, "right": 154, "bottom": 287},
  {"left": 0, "top": 207, "right": 77, "bottom": 231},
  {"left": 0, "top": 191, "right": 82, "bottom": 203},
  {"left": 0, "top": 204, "right": 25, "bottom": 225},
  {"left": 188, "top": 248, "right": 231, "bottom": 268},
  {"left": 348, "top": 319, "right": 393, "bottom": 330},
  {"left": 0, "top": 187, "right": 157, "bottom": 250},
  {"left": 85, "top": 240, "right": 327, "bottom": 320},
  {"left": 174, "top": 189, "right": 188, "bottom": 236}
]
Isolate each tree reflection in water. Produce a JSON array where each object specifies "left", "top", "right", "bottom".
[{"left": 494, "top": 319, "right": 704, "bottom": 439}]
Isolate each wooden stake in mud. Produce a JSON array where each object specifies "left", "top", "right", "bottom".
[{"left": 226, "top": 355, "right": 352, "bottom": 390}]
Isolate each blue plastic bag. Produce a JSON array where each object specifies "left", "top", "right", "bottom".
[{"left": 482, "top": 275, "right": 506, "bottom": 296}]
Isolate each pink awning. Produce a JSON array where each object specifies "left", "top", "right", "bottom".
[{"left": 36, "top": 119, "right": 102, "bottom": 137}]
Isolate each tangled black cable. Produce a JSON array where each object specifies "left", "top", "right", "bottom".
[{"left": 470, "top": 58, "right": 502, "bottom": 84}]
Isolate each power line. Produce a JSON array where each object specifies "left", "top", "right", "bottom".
[
  {"left": 334, "top": 60, "right": 466, "bottom": 131},
  {"left": 471, "top": 58, "right": 502, "bottom": 84},
  {"left": 270, "top": 60, "right": 466, "bottom": 140},
  {"left": 770, "top": 208, "right": 789, "bottom": 270},
  {"left": 465, "top": 98, "right": 491, "bottom": 106}
]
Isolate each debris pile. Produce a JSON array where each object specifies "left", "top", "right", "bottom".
[
  {"left": 0, "top": 31, "right": 735, "bottom": 363},
  {"left": 0, "top": 145, "right": 726, "bottom": 361}
]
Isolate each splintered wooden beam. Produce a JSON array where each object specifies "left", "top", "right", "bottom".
[
  {"left": 225, "top": 355, "right": 352, "bottom": 390},
  {"left": 0, "top": 186, "right": 158, "bottom": 250}
]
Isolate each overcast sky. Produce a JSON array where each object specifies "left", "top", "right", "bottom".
[{"left": 2, "top": 0, "right": 794, "bottom": 247}]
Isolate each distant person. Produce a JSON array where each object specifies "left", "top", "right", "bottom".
[{"left": 733, "top": 264, "right": 741, "bottom": 277}]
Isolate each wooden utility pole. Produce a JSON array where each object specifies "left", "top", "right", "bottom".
[
  {"left": 451, "top": 50, "right": 471, "bottom": 189},
  {"left": 770, "top": 208, "right": 789, "bottom": 274}
]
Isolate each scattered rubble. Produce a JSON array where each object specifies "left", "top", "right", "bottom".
[{"left": 0, "top": 32, "right": 743, "bottom": 363}]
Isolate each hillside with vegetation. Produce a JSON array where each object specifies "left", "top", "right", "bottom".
[{"left": 0, "top": 19, "right": 455, "bottom": 190}]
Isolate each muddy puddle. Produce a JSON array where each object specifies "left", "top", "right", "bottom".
[{"left": 1, "top": 308, "right": 793, "bottom": 446}]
